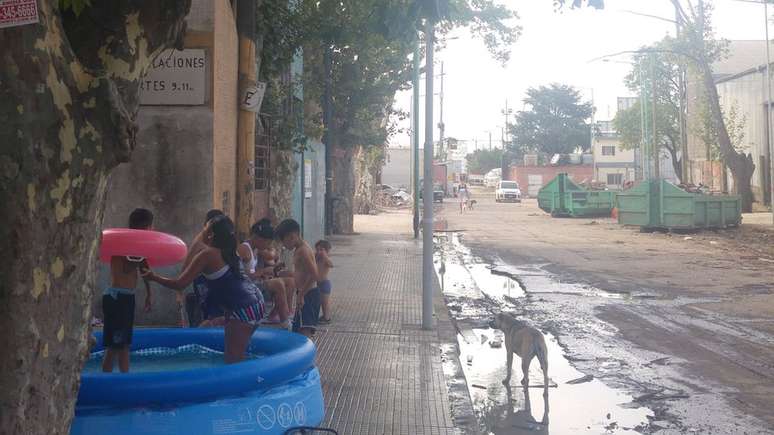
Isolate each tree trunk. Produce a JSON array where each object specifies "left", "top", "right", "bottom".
[
  {"left": 331, "top": 146, "right": 355, "bottom": 233},
  {"left": 666, "top": 144, "right": 683, "bottom": 183},
  {"left": 699, "top": 63, "right": 756, "bottom": 211},
  {"left": 269, "top": 148, "right": 296, "bottom": 223},
  {"left": 0, "top": 2, "right": 189, "bottom": 433},
  {"left": 353, "top": 145, "right": 383, "bottom": 215}
]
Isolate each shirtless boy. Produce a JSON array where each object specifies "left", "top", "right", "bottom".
[
  {"left": 102, "top": 208, "right": 154, "bottom": 372},
  {"left": 275, "top": 219, "right": 319, "bottom": 337}
]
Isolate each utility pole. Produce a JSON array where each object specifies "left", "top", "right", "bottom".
[
  {"left": 422, "top": 18, "right": 435, "bottom": 330},
  {"left": 412, "top": 39, "right": 421, "bottom": 239},
  {"left": 488, "top": 131, "right": 492, "bottom": 150},
  {"left": 236, "top": 0, "right": 256, "bottom": 239},
  {"left": 766, "top": 0, "right": 774, "bottom": 223},
  {"left": 676, "top": 4, "right": 689, "bottom": 184},
  {"left": 642, "top": 58, "right": 651, "bottom": 180},
  {"left": 438, "top": 61, "right": 445, "bottom": 161},
  {"left": 638, "top": 60, "right": 646, "bottom": 181},
  {"left": 502, "top": 99, "right": 512, "bottom": 146},
  {"left": 650, "top": 53, "right": 660, "bottom": 180},
  {"left": 322, "top": 45, "right": 333, "bottom": 235},
  {"left": 596, "top": 88, "right": 599, "bottom": 181}
]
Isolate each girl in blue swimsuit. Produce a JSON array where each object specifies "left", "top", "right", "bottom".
[{"left": 143, "top": 215, "right": 264, "bottom": 363}]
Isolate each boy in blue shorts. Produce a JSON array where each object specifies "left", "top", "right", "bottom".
[
  {"left": 275, "top": 219, "right": 319, "bottom": 337},
  {"left": 101, "top": 208, "right": 154, "bottom": 372},
  {"left": 315, "top": 240, "right": 334, "bottom": 324}
]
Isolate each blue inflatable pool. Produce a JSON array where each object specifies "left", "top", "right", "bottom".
[{"left": 72, "top": 328, "right": 324, "bottom": 435}]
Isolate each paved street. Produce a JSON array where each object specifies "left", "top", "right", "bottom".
[{"left": 440, "top": 187, "right": 774, "bottom": 433}]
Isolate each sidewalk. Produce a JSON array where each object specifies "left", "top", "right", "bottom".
[{"left": 313, "top": 210, "right": 469, "bottom": 434}]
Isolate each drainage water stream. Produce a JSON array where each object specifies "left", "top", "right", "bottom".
[{"left": 435, "top": 233, "right": 654, "bottom": 434}]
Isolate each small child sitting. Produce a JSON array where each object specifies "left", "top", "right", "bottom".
[
  {"left": 315, "top": 240, "right": 334, "bottom": 324},
  {"left": 101, "top": 208, "right": 154, "bottom": 373}
]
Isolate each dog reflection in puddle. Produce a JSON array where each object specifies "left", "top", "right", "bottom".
[{"left": 504, "top": 384, "right": 549, "bottom": 433}]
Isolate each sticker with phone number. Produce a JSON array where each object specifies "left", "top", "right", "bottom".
[{"left": 0, "top": 0, "right": 39, "bottom": 29}]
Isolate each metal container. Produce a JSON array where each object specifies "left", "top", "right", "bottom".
[
  {"left": 617, "top": 179, "right": 742, "bottom": 230},
  {"left": 538, "top": 173, "right": 616, "bottom": 217}
]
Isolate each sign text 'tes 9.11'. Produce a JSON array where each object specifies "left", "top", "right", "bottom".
[{"left": 140, "top": 49, "right": 206, "bottom": 106}]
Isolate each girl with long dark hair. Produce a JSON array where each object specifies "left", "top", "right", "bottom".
[{"left": 143, "top": 215, "right": 264, "bottom": 363}]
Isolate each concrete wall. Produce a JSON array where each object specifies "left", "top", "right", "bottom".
[
  {"left": 212, "top": 0, "right": 238, "bottom": 216},
  {"left": 97, "top": 0, "right": 239, "bottom": 325},
  {"left": 509, "top": 165, "right": 594, "bottom": 197},
  {"left": 303, "top": 141, "right": 326, "bottom": 245},
  {"left": 382, "top": 147, "right": 423, "bottom": 190},
  {"left": 717, "top": 70, "right": 772, "bottom": 203}
]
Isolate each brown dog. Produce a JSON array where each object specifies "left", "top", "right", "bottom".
[{"left": 490, "top": 313, "right": 549, "bottom": 387}]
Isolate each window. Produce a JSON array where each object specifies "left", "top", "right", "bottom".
[
  {"left": 607, "top": 173, "right": 623, "bottom": 186},
  {"left": 601, "top": 146, "right": 616, "bottom": 156},
  {"left": 255, "top": 119, "right": 271, "bottom": 191},
  {"left": 500, "top": 181, "right": 519, "bottom": 189}
]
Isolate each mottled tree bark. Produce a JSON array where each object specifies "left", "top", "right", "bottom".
[
  {"left": 353, "top": 146, "right": 375, "bottom": 215},
  {"left": 0, "top": 1, "right": 189, "bottom": 433},
  {"left": 698, "top": 62, "right": 755, "bottom": 211},
  {"left": 331, "top": 146, "right": 355, "bottom": 233}
]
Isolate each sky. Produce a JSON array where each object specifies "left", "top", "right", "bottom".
[{"left": 390, "top": 0, "right": 770, "bottom": 153}]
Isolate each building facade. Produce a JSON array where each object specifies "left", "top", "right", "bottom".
[
  {"left": 713, "top": 67, "right": 773, "bottom": 204},
  {"left": 686, "top": 40, "right": 773, "bottom": 205},
  {"left": 592, "top": 120, "right": 636, "bottom": 188},
  {"left": 509, "top": 165, "right": 594, "bottom": 197},
  {"left": 382, "top": 146, "right": 424, "bottom": 192},
  {"left": 97, "top": 0, "right": 301, "bottom": 324}
]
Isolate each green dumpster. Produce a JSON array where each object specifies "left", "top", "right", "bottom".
[
  {"left": 537, "top": 173, "right": 617, "bottom": 217},
  {"left": 617, "top": 179, "right": 742, "bottom": 230}
]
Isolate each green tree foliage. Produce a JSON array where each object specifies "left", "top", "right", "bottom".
[
  {"left": 668, "top": 0, "right": 756, "bottom": 210},
  {"left": 294, "top": 0, "right": 521, "bottom": 150},
  {"left": 275, "top": 0, "right": 520, "bottom": 232},
  {"left": 466, "top": 148, "right": 503, "bottom": 175},
  {"left": 509, "top": 83, "right": 593, "bottom": 156},
  {"left": 613, "top": 40, "right": 684, "bottom": 179},
  {"left": 694, "top": 100, "right": 746, "bottom": 160},
  {"left": 553, "top": 0, "right": 605, "bottom": 10}
]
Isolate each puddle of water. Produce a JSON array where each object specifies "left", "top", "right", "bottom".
[
  {"left": 459, "top": 328, "right": 653, "bottom": 434},
  {"left": 436, "top": 233, "right": 654, "bottom": 434},
  {"left": 435, "top": 235, "right": 525, "bottom": 303}
]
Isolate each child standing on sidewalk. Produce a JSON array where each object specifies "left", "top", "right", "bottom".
[
  {"left": 101, "top": 208, "right": 154, "bottom": 373},
  {"left": 315, "top": 240, "right": 334, "bottom": 324},
  {"left": 275, "top": 219, "right": 319, "bottom": 337}
]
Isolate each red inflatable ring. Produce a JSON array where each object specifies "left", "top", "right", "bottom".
[{"left": 99, "top": 229, "right": 187, "bottom": 267}]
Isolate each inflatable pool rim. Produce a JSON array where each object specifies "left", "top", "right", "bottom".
[{"left": 78, "top": 328, "right": 316, "bottom": 409}]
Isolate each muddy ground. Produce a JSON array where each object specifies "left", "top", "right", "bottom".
[{"left": 436, "top": 189, "right": 774, "bottom": 434}]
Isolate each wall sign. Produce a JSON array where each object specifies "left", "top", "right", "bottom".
[
  {"left": 140, "top": 49, "right": 206, "bottom": 105},
  {"left": 241, "top": 81, "right": 266, "bottom": 113},
  {"left": 0, "top": 0, "right": 39, "bottom": 29},
  {"left": 304, "top": 160, "right": 312, "bottom": 199}
]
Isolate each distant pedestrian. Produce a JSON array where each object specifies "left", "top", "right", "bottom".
[{"left": 459, "top": 184, "right": 469, "bottom": 214}]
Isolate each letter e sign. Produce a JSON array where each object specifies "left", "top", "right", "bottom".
[{"left": 241, "top": 81, "right": 267, "bottom": 113}]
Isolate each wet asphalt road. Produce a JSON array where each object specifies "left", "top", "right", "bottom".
[{"left": 434, "top": 192, "right": 774, "bottom": 434}]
